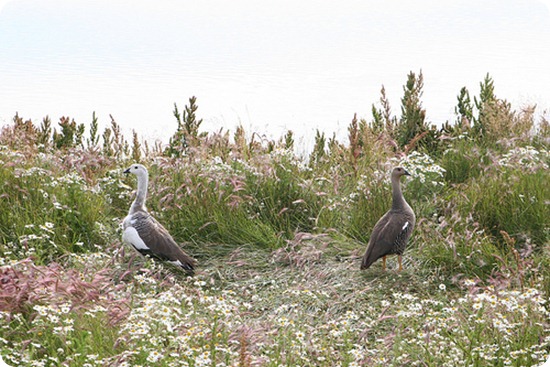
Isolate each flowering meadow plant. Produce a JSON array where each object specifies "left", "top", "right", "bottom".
[
  {"left": 1, "top": 250, "right": 548, "bottom": 366},
  {"left": 0, "top": 97, "right": 549, "bottom": 366}
]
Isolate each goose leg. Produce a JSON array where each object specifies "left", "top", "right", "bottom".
[
  {"left": 382, "top": 256, "right": 386, "bottom": 271},
  {"left": 398, "top": 255, "right": 403, "bottom": 272}
]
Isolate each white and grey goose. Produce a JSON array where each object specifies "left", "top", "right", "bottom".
[
  {"left": 360, "top": 167, "right": 416, "bottom": 271},
  {"left": 122, "top": 164, "right": 195, "bottom": 275}
]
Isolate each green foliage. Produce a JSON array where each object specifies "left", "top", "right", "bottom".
[
  {"left": 131, "top": 130, "right": 141, "bottom": 162},
  {"left": 473, "top": 73, "right": 496, "bottom": 134},
  {"left": 282, "top": 130, "right": 295, "bottom": 150},
  {"left": 244, "top": 152, "right": 321, "bottom": 238},
  {"left": 38, "top": 116, "right": 52, "bottom": 147},
  {"left": 414, "top": 205, "right": 505, "bottom": 278},
  {"left": 379, "top": 84, "right": 396, "bottom": 133},
  {"left": 371, "top": 104, "right": 384, "bottom": 132},
  {"left": 0, "top": 73, "right": 549, "bottom": 366},
  {"left": 397, "top": 70, "right": 428, "bottom": 148},
  {"left": 0, "top": 163, "right": 114, "bottom": 263},
  {"left": 455, "top": 86, "right": 474, "bottom": 127},
  {"left": 102, "top": 126, "right": 113, "bottom": 157},
  {"left": 309, "top": 129, "right": 327, "bottom": 168},
  {"left": 87, "top": 111, "right": 100, "bottom": 148},
  {"left": 440, "top": 137, "right": 485, "bottom": 184},
  {"left": 1, "top": 240, "right": 547, "bottom": 367},
  {"left": 0, "top": 74, "right": 548, "bottom": 272},
  {"left": 344, "top": 179, "right": 391, "bottom": 243},
  {"left": 52, "top": 116, "right": 85, "bottom": 149},
  {"left": 459, "top": 168, "right": 549, "bottom": 247},
  {"left": 166, "top": 96, "right": 204, "bottom": 157}
]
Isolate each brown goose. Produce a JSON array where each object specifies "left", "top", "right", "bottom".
[
  {"left": 122, "top": 164, "right": 195, "bottom": 275},
  {"left": 361, "top": 167, "right": 415, "bottom": 271}
]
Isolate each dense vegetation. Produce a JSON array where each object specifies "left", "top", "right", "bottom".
[{"left": 0, "top": 72, "right": 548, "bottom": 366}]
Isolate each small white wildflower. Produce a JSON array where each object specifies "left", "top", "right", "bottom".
[
  {"left": 33, "top": 305, "right": 49, "bottom": 317},
  {"left": 146, "top": 350, "right": 163, "bottom": 363}
]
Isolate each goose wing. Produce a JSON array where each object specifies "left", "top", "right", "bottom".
[
  {"left": 361, "top": 210, "right": 414, "bottom": 270},
  {"left": 123, "top": 211, "right": 195, "bottom": 274}
]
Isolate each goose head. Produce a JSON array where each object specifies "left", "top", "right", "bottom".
[
  {"left": 391, "top": 166, "right": 411, "bottom": 181},
  {"left": 124, "top": 164, "right": 148, "bottom": 179}
]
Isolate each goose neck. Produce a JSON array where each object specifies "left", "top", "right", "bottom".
[
  {"left": 130, "top": 173, "right": 148, "bottom": 213},
  {"left": 391, "top": 177, "right": 407, "bottom": 210}
]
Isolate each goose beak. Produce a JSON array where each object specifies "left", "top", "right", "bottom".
[
  {"left": 403, "top": 169, "right": 411, "bottom": 176},
  {"left": 123, "top": 168, "right": 131, "bottom": 174}
]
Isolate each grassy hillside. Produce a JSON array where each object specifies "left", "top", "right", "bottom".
[{"left": 0, "top": 75, "right": 549, "bottom": 366}]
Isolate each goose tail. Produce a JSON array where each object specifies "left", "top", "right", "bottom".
[{"left": 172, "top": 252, "right": 196, "bottom": 276}]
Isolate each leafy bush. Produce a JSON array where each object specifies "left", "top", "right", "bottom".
[
  {"left": 0, "top": 158, "right": 113, "bottom": 263},
  {"left": 440, "top": 136, "right": 485, "bottom": 184},
  {"left": 460, "top": 167, "right": 549, "bottom": 248}
]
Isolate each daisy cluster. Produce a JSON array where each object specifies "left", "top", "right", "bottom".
[
  {"left": 1, "top": 235, "right": 549, "bottom": 367},
  {"left": 1, "top": 116, "right": 548, "bottom": 367},
  {"left": 114, "top": 280, "right": 243, "bottom": 367},
  {"left": 498, "top": 146, "right": 549, "bottom": 171},
  {"left": 392, "top": 151, "right": 446, "bottom": 187}
]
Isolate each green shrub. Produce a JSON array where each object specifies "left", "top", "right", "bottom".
[
  {"left": 0, "top": 157, "right": 115, "bottom": 263},
  {"left": 440, "top": 137, "right": 485, "bottom": 184},
  {"left": 457, "top": 166, "right": 549, "bottom": 248}
]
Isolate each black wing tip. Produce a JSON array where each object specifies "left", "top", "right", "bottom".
[
  {"left": 135, "top": 249, "right": 196, "bottom": 275},
  {"left": 360, "top": 245, "right": 374, "bottom": 270},
  {"left": 180, "top": 263, "right": 195, "bottom": 276},
  {"left": 360, "top": 259, "right": 372, "bottom": 270}
]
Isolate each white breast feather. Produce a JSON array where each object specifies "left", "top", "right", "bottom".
[
  {"left": 402, "top": 222, "right": 409, "bottom": 231},
  {"left": 123, "top": 227, "right": 150, "bottom": 250},
  {"left": 122, "top": 215, "right": 133, "bottom": 228}
]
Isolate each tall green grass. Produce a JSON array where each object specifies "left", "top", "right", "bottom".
[
  {"left": 0, "top": 160, "right": 113, "bottom": 263},
  {"left": 1, "top": 76, "right": 549, "bottom": 366},
  {"left": 440, "top": 136, "right": 485, "bottom": 184},
  {"left": 457, "top": 167, "right": 549, "bottom": 248},
  {"left": 1, "top": 106, "right": 548, "bottom": 277}
]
